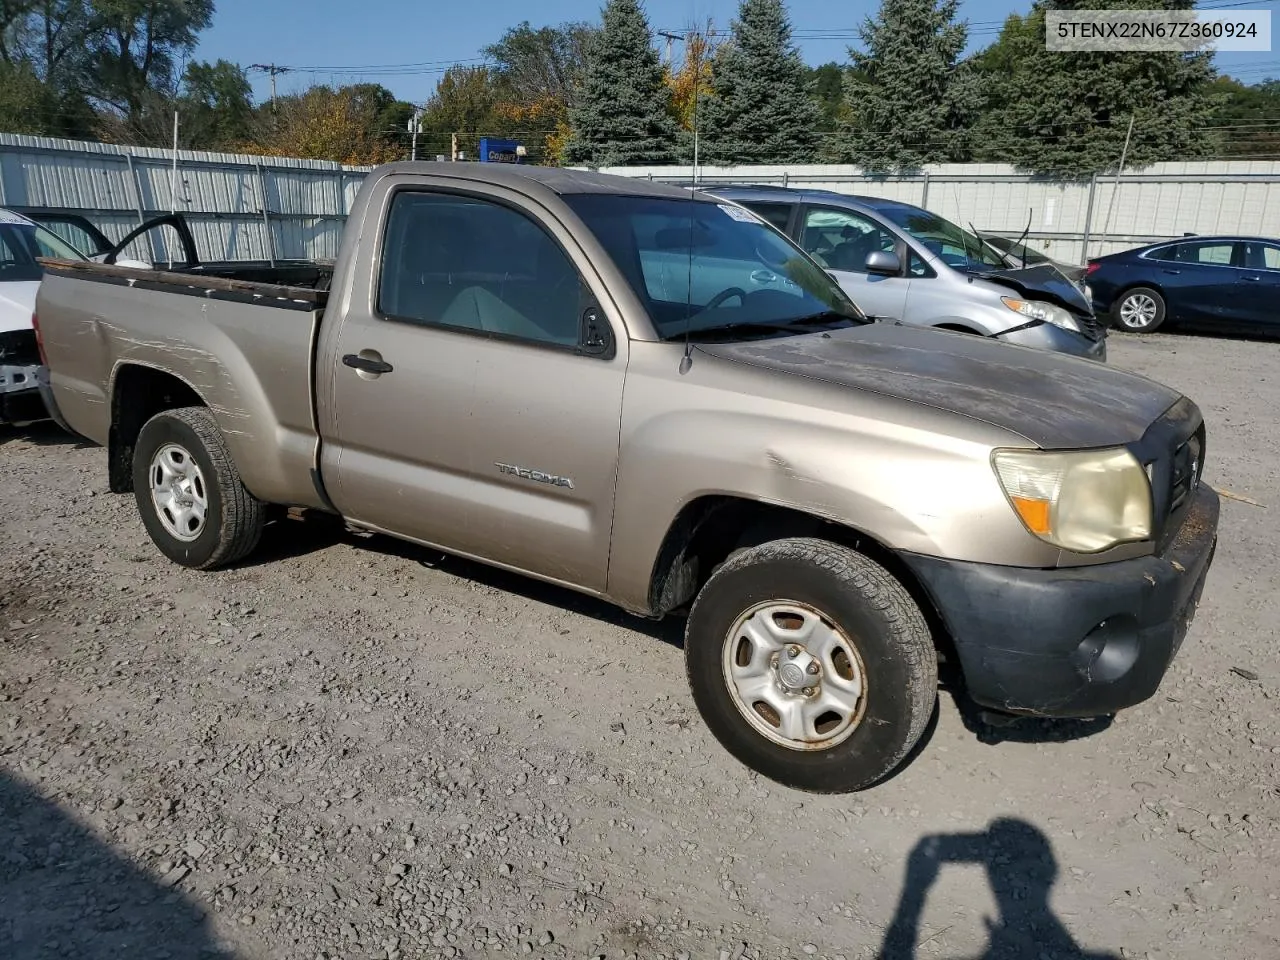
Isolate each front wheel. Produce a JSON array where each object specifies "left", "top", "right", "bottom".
[
  {"left": 685, "top": 538, "right": 938, "bottom": 793},
  {"left": 1112, "top": 286, "right": 1166, "bottom": 333},
  {"left": 132, "top": 406, "right": 266, "bottom": 569}
]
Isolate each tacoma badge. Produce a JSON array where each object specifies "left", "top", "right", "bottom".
[{"left": 495, "top": 462, "right": 574, "bottom": 489}]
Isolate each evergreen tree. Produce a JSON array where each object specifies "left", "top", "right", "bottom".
[
  {"left": 696, "top": 0, "right": 821, "bottom": 164},
  {"left": 565, "top": 0, "right": 679, "bottom": 166},
  {"left": 832, "top": 0, "right": 981, "bottom": 171},
  {"left": 972, "top": 1, "right": 1218, "bottom": 177}
]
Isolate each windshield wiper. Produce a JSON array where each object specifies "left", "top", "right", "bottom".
[{"left": 668, "top": 313, "right": 858, "bottom": 342}]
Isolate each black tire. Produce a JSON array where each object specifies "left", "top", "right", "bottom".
[
  {"left": 1111, "top": 286, "right": 1166, "bottom": 333},
  {"left": 685, "top": 538, "right": 937, "bottom": 793},
  {"left": 132, "top": 406, "right": 266, "bottom": 569}
]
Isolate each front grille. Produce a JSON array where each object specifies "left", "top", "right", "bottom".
[
  {"left": 0, "top": 329, "right": 40, "bottom": 367},
  {"left": 1132, "top": 398, "right": 1205, "bottom": 553},
  {"left": 1169, "top": 433, "right": 1202, "bottom": 514}
]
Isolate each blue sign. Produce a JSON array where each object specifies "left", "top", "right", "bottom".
[{"left": 479, "top": 137, "right": 525, "bottom": 163}]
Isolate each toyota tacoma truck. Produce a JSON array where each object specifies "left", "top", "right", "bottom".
[{"left": 33, "top": 162, "right": 1220, "bottom": 793}]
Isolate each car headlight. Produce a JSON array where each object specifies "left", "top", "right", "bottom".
[
  {"left": 992, "top": 447, "right": 1152, "bottom": 553},
  {"left": 1001, "top": 296, "right": 1082, "bottom": 334}
]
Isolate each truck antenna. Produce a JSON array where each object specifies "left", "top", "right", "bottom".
[{"left": 680, "top": 29, "right": 700, "bottom": 376}]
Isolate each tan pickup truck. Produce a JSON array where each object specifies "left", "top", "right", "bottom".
[{"left": 34, "top": 162, "right": 1219, "bottom": 792}]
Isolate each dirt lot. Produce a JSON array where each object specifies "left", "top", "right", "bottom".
[{"left": 2, "top": 332, "right": 1278, "bottom": 960}]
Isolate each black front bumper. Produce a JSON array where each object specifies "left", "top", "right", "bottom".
[{"left": 902, "top": 482, "right": 1220, "bottom": 718}]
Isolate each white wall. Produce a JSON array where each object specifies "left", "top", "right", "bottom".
[{"left": 593, "top": 161, "right": 1280, "bottom": 265}]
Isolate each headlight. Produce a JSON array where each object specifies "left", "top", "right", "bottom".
[
  {"left": 1001, "top": 296, "right": 1082, "bottom": 334},
  {"left": 992, "top": 447, "right": 1152, "bottom": 553}
]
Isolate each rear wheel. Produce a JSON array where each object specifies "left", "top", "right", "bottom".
[
  {"left": 1112, "top": 287, "right": 1166, "bottom": 333},
  {"left": 132, "top": 406, "right": 265, "bottom": 569},
  {"left": 685, "top": 538, "right": 938, "bottom": 793}
]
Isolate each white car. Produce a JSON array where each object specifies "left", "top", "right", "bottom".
[{"left": 1, "top": 207, "right": 152, "bottom": 424}]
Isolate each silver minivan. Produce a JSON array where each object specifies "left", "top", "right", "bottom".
[{"left": 705, "top": 185, "right": 1106, "bottom": 360}]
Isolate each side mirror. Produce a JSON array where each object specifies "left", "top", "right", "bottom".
[
  {"left": 865, "top": 250, "right": 902, "bottom": 276},
  {"left": 580, "top": 307, "right": 615, "bottom": 360}
]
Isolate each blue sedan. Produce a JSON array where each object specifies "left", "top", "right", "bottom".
[{"left": 1086, "top": 235, "right": 1280, "bottom": 334}]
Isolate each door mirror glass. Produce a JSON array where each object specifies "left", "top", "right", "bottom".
[{"left": 865, "top": 250, "right": 902, "bottom": 276}]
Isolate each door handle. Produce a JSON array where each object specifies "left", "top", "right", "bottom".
[
  {"left": 1162, "top": 269, "right": 1181, "bottom": 275},
  {"left": 342, "top": 353, "right": 394, "bottom": 374},
  {"left": 750, "top": 269, "right": 777, "bottom": 284},
  {"left": 1239, "top": 275, "right": 1262, "bottom": 282}
]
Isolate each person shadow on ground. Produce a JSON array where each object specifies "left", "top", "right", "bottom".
[
  {"left": 877, "top": 817, "right": 1121, "bottom": 960},
  {"left": 0, "top": 770, "right": 228, "bottom": 959}
]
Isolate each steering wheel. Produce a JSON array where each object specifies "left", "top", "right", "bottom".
[{"left": 706, "top": 287, "right": 747, "bottom": 310}]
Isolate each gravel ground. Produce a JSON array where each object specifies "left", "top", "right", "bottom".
[{"left": 2, "top": 331, "right": 1278, "bottom": 960}]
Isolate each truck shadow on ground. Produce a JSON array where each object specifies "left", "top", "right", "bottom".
[
  {"left": 249, "top": 514, "right": 1113, "bottom": 746},
  {"left": 937, "top": 665, "right": 1115, "bottom": 746},
  {"left": 0, "top": 419, "right": 93, "bottom": 449},
  {"left": 0, "top": 770, "right": 230, "bottom": 959},
  {"left": 878, "top": 818, "right": 1120, "bottom": 960},
  {"left": 248, "top": 512, "right": 686, "bottom": 647}
]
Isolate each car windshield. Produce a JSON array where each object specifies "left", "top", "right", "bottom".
[
  {"left": 0, "top": 217, "right": 86, "bottom": 282},
  {"left": 564, "top": 194, "right": 866, "bottom": 340},
  {"left": 877, "top": 206, "right": 1010, "bottom": 272}
]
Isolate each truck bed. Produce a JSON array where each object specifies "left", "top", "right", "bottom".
[{"left": 35, "top": 258, "right": 327, "bottom": 510}]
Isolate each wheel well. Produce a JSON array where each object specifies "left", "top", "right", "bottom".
[
  {"left": 108, "top": 365, "right": 205, "bottom": 493},
  {"left": 647, "top": 496, "right": 956, "bottom": 660}
]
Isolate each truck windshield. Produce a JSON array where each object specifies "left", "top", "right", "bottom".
[
  {"left": 876, "top": 207, "right": 1010, "bottom": 272},
  {"left": 565, "top": 194, "right": 866, "bottom": 340},
  {"left": 0, "top": 219, "right": 87, "bottom": 283}
]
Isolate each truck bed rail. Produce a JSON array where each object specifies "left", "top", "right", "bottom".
[{"left": 38, "top": 258, "right": 329, "bottom": 312}]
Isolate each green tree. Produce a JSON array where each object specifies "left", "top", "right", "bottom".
[
  {"left": 420, "top": 65, "right": 500, "bottom": 159},
  {"left": 1199, "top": 75, "right": 1280, "bottom": 158},
  {"left": 484, "top": 20, "right": 598, "bottom": 163},
  {"left": 0, "top": 60, "right": 51, "bottom": 135},
  {"left": 696, "top": 0, "right": 821, "bottom": 164},
  {"left": 179, "top": 59, "right": 254, "bottom": 149},
  {"left": 832, "top": 0, "right": 981, "bottom": 170},
  {"left": 972, "top": 1, "right": 1219, "bottom": 176},
  {"left": 88, "top": 0, "right": 216, "bottom": 120},
  {"left": 565, "top": 0, "right": 678, "bottom": 167},
  {"left": 808, "top": 62, "right": 851, "bottom": 132}
]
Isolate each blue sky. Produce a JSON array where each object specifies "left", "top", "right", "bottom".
[{"left": 196, "top": 0, "right": 1280, "bottom": 105}]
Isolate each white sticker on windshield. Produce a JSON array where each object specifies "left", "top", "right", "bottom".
[
  {"left": 0, "top": 209, "right": 35, "bottom": 226},
  {"left": 718, "top": 203, "right": 760, "bottom": 223}
]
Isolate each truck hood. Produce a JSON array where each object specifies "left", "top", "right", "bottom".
[
  {"left": 0, "top": 281, "right": 38, "bottom": 334},
  {"left": 700, "top": 321, "right": 1182, "bottom": 449},
  {"left": 972, "top": 263, "right": 1092, "bottom": 315}
]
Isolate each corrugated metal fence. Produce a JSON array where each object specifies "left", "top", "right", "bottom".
[
  {"left": 2, "top": 134, "right": 1278, "bottom": 266},
  {"left": 598, "top": 161, "right": 1280, "bottom": 264},
  {"left": 0, "top": 133, "right": 372, "bottom": 263}
]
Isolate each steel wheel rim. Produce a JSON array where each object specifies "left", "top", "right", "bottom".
[
  {"left": 721, "top": 600, "right": 868, "bottom": 752},
  {"left": 1119, "top": 293, "right": 1158, "bottom": 329},
  {"left": 149, "top": 443, "right": 209, "bottom": 542}
]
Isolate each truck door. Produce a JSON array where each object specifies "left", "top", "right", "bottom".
[{"left": 319, "top": 182, "right": 627, "bottom": 593}]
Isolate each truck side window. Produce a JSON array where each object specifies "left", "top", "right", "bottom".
[{"left": 378, "top": 191, "right": 585, "bottom": 348}]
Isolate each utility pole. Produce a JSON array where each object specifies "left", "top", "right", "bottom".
[
  {"left": 249, "top": 64, "right": 291, "bottom": 108},
  {"left": 657, "top": 30, "right": 682, "bottom": 65},
  {"left": 1100, "top": 114, "right": 1136, "bottom": 254},
  {"left": 451, "top": 132, "right": 458, "bottom": 162},
  {"left": 408, "top": 107, "right": 423, "bottom": 161}
]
